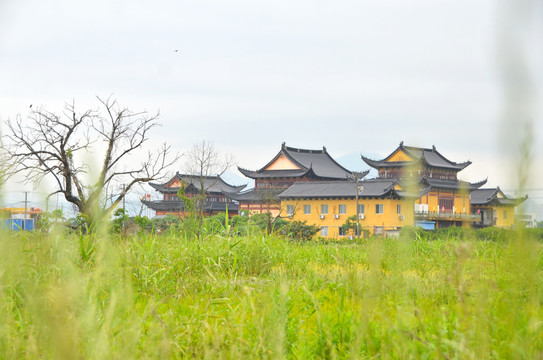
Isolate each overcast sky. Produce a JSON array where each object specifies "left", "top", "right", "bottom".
[{"left": 1, "top": 0, "right": 542, "bottom": 208}]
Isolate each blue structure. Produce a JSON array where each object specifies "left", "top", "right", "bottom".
[
  {"left": 415, "top": 220, "right": 436, "bottom": 230},
  {"left": 1, "top": 218, "right": 34, "bottom": 231}
]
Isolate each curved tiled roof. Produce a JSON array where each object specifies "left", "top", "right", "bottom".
[
  {"left": 471, "top": 188, "right": 527, "bottom": 206},
  {"left": 238, "top": 143, "right": 353, "bottom": 180},
  {"left": 424, "top": 177, "right": 487, "bottom": 191},
  {"left": 223, "top": 188, "right": 284, "bottom": 202},
  {"left": 238, "top": 168, "right": 310, "bottom": 179},
  {"left": 142, "top": 200, "right": 238, "bottom": 212},
  {"left": 362, "top": 142, "right": 471, "bottom": 171},
  {"left": 148, "top": 173, "right": 246, "bottom": 194},
  {"left": 278, "top": 178, "right": 421, "bottom": 199}
]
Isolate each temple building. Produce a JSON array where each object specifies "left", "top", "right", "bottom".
[
  {"left": 142, "top": 172, "right": 246, "bottom": 217},
  {"left": 362, "top": 142, "right": 487, "bottom": 229},
  {"left": 232, "top": 143, "right": 358, "bottom": 216},
  {"left": 471, "top": 188, "right": 527, "bottom": 228},
  {"left": 279, "top": 178, "right": 428, "bottom": 238}
]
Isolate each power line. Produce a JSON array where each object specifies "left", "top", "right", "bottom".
[{"left": 502, "top": 188, "right": 543, "bottom": 192}]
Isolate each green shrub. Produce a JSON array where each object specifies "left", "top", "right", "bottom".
[{"left": 279, "top": 220, "right": 321, "bottom": 241}]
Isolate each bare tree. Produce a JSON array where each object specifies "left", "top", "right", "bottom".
[
  {"left": 1, "top": 97, "right": 179, "bottom": 225},
  {"left": 183, "top": 140, "right": 234, "bottom": 238}
]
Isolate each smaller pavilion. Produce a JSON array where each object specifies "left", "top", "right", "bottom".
[
  {"left": 142, "top": 172, "right": 246, "bottom": 217},
  {"left": 471, "top": 188, "right": 527, "bottom": 228}
]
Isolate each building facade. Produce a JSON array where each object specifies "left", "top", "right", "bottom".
[
  {"left": 362, "top": 142, "right": 486, "bottom": 229},
  {"left": 232, "top": 143, "right": 359, "bottom": 216},
  {"left": 278, "top": 178, "right": 425, "bottom": 238},
  {"left": 142, "top": 173, "right": 246, "bottom": 217},
  {"left": 471, "top": 188, "right": 526, "bottom": 228}
]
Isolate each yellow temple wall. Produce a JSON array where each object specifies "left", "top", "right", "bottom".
[
  {"left": 495, "top": 206, "right": 515, "bottom": 228},
  {"left": 281, "top": 198, "right": 415, "bottom": 238},
  {"left": 454, "top": 193, "right": 471, "bottom": 214}
]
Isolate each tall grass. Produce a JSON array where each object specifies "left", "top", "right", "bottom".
[{"left": 1, "top": 225, "right": 542, "bottom": 358}]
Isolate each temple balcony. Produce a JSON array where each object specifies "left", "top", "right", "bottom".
[{"left": 415, "top": 211, "right": 481, "bottom": 222}]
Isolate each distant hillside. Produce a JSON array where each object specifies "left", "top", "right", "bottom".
[
  {"left": 222, "top": 170, "right": 254, "bottom": 189},
  {"left": 335, "top": 152, "right": 382, "bottom": 179}
]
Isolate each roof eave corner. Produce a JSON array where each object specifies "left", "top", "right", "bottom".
[
  {"left": 471, "top": 178, "right": 488, "bottom": 190},
  {"left": 361, "top": 155, "right": 381, "bottom": 169}
]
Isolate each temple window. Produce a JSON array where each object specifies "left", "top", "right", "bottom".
[
  {"left": 287, "top": 205, "right": 294, "bottom": 216},
  {"left": 321, "top": 226, "right": 328, "bottom": 236}
]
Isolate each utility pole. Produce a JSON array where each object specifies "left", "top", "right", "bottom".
[
  {"left": 23, "top": 191, "right": 28, "bottom": 230},
  {"left": 122, "top": 184, "right": 126, "bottom": 233},
  {"left": 349, "top": 172, "right": 365, "bottom": 239},
  {"left": 122, "top": 184, "right": 126, "bottom": 213}
]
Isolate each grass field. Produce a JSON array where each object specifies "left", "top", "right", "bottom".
[{"left": 1, "top": 226, "right": 543, "bottom": 359}]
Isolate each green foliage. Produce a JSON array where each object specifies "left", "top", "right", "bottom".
[
  {"left": 37, "top": 214, "right": 51, "bottom": 233},
  {"left": 341, "top": 215, "right": 370, "bottom": 238},
  {"left": 1, "top": 229, "right": 543, "bottom": 358},
  {"left": 78, "top": 233, "right": 96, "bottom": 264},
  {"left": 134, "top": 215, "right": 151, "bottom": 233},
  {"left": 68, "top": 213, "right": 91, "bottom": 233},
  {"left": 279, "top": 220, "right": 321, "bottom": 241},
  {"left": 112, "top": 208, "right": 129, "bottom": 234},
  {"left": 340, "top": 215, "right": 358, "bottom": 233},
  {"left": 37, "top": 209, "right": 67, "bottom": 233},
  {"left": 248, "top": 212, "right": 289, "bottom": 235},
  {"left": 150, "top": 214, "right": 181, "bottom": 233}
]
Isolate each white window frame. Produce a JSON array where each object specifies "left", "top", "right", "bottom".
[
  {"left": 338, "top": 204, "right": 347, "bottom": 214},
  {"left": 376, "top": 204, "right": 384, "bottom": 214},
  {"left": 321, "top": 226, "right": 328, "bottom": 236},
  {"left": 286, "top": 204, "right": 294, "bottom": 216},
  {"left": 321, "top": 204, "right": 328, "bottom": 215},
  {"left": 304, "top": 205, "right": 311, "bottom": 215}
]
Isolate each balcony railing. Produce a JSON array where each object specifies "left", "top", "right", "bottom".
[{"left": 415, "top": 211, "right": 481, "bottom": 222}]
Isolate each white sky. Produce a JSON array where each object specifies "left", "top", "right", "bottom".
[{"left": 1, "top": 0, "right": 542, "bottom": 210}]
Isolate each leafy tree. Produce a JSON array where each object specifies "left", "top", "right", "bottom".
[
  {"left": 249, "top": 212, "right": 288, "bottom": 234},
  {"left": 341, "top": 215, "right": 370, "bottom": 239},
  {"left": 134, "top": 215, "right": 151, "bottom": 233},
  {"left": 112, "top": 208, "right": 129, "bottom": 234},
  {"left": 150, "top": 214, "right": 180, "bottom": 233},
  {"left": 37, "top": 208, "right": 67, "bottom": 233},
  {"left": 279, "top": 220, "right": 321, "bottom": 241}
]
